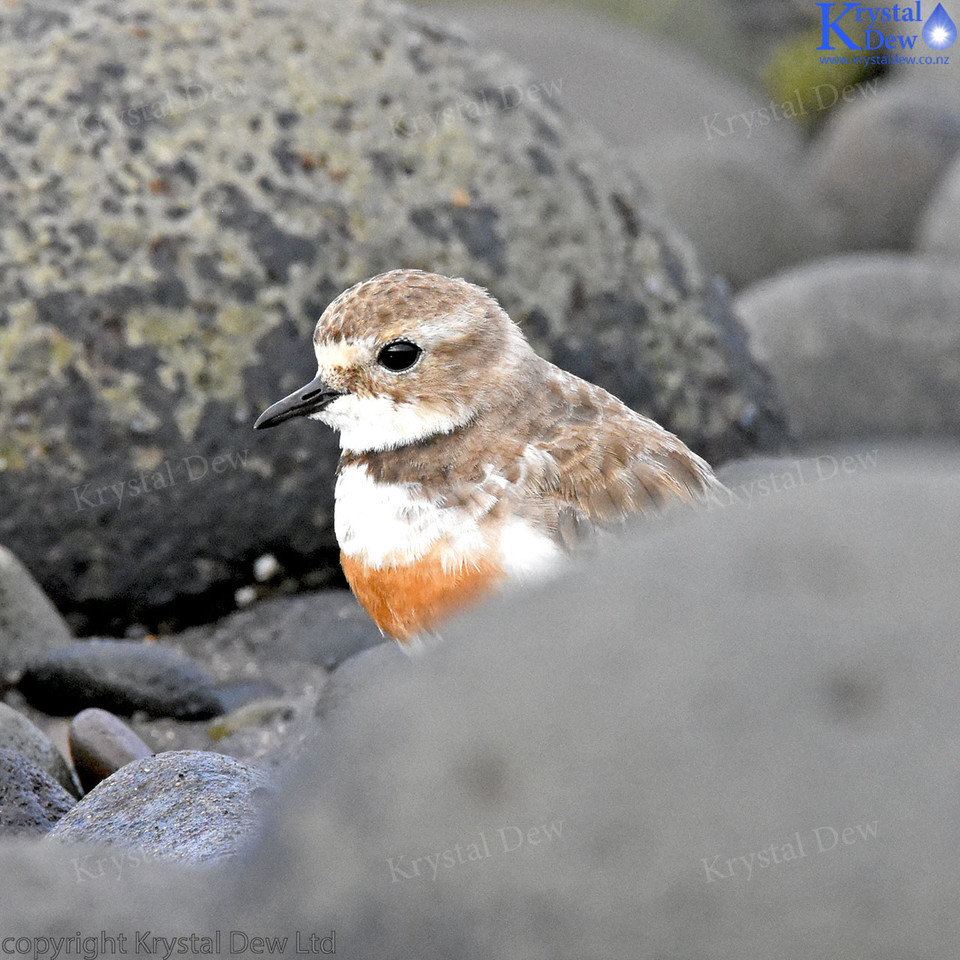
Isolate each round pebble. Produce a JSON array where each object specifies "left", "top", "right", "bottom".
[{"left": 69, "top": 708, "right": 154, "bottom": 793}]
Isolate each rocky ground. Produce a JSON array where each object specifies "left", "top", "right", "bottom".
[{"left": 1, "top": 0, "right": 959, "bottom": 956}]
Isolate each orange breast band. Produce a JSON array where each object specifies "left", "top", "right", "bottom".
[{"left": 340, "top": 549, "right": 504, "bottom": 642}]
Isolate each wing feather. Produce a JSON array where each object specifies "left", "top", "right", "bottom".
[{"left": 508, "top": 368, "right": 724, "bottom": 551}]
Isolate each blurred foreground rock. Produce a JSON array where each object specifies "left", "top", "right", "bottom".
[{"left": 0, "top": 450, "right": 958, "bottom": 957}]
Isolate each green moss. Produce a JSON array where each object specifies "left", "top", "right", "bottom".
[
  {"left": 763, "top": 25, "right": 882, "bottom": 129},
  {"left": 125, "top": 303, "right": 281, "bottom": 438},
  {"left": 0, "top": 303, "right": 82, "bottom": 469}
]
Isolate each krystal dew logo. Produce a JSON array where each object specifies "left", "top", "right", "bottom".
[{"left": 817, "top": 2, "right": 956, "bottom": 50}]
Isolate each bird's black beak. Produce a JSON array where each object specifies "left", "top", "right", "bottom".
[{"left": 254, "top": 374, "right": 343, "bottom": 430}]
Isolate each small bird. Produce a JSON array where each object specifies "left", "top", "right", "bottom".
[{"left": 255, "top": 269, "right": 724, "bottom": 645}]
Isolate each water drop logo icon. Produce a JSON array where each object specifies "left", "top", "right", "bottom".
[{"left": 923, "top": 3, "right": 956, "bottom": 49}]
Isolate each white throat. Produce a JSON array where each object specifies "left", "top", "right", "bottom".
[{"left": 312, "top": 394, "right": 470, "bottom": 453}]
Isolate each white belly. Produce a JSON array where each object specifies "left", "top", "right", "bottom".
[
  {"left": 334, "top": 463, "right": 566, "bottom": 580},
  {"left": 334, "top": 464, "right": 483, "bottom": 569}
]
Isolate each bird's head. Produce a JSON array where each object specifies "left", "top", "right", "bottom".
[{"left": 254, "top": 269, "right": 533, "bottom": 453}]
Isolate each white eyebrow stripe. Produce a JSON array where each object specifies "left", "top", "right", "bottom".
[{"left": 314, "top": 337, "right": 376, "bottom": 370}]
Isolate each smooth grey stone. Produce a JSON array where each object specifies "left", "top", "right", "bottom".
[
  {"left": 0, "top": 544, "right": 73, "bottom": 681},
  {"left": 0, "top": 703, "right": 81, "bottom": 797},
  {"left": 18, "top": 640, "right": 223, "bottom": 720},
  {"left": 0, "top": 0, "right": 785, "bottom": 632},
  {"left": 437, "top": 4, "right": 801, "bottom": 154},
  {"left": 0, "top": 748, "right": 75, "bottom": 837},
  {"left": 629, "top": 138, "right": 828, "bottom": 289},
  {"left": 69, "top": 708, "right": 153, "bottom": 792},
  {"left": 734, "top": 254, "right": 960, "bottom": 440},
  {"left": 809, "top": 80, "right": 960, "bottom": 251},
  {"left": 46, "top": 750, "right": 273, "bottom": 864},
  {"left": 175, "top": 590, "right": 385, "bottom": 673}
]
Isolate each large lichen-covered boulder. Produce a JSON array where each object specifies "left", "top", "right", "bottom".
[{"left": 0, "top": 0, "right": 785, "bottom": 630}]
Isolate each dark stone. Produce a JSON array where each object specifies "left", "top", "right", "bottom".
[
  {"left": 19, "top": 640, "right": 224, "bottom": 720},
  {"left": 0, "top": 749, "right": 75, "bottom": 837},
  {"left": 174, "top": 589, "right": 385, "bottom": 673}
]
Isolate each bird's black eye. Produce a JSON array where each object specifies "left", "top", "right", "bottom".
[{"left": 377, "top": 339, "right": 422, "bottom": 372}]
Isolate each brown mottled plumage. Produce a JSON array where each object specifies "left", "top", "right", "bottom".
[{"left": 255, "top": 269, "right": 725, "bottom": 643}]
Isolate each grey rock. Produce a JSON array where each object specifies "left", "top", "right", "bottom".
[
  {"left": 734, "top": 254, "right": 960, "bottom": 440},
  {"left": 915, "top": 151, "right": 960, "bottom": 260},
  {"left": 176, "top": 589, "right": 385, "bottom": 673},
  {"left": 0, "top": 749, "right": 76, "bottom": 837},
  {"left": 0, "top": 702, "right": 81, "bottom": 797},
  {"left": 427, "top": 0, "right": 817, "bottom": 89},
  {"left": 18, "top": 640, "right": 223, "bottom": 720},
  {"left": 69, "top": 708, "right": 153, "bottom": 792},
  {"left": 887, "top": 58, "right": 960, "bottom": 114},
  {"left": 211, "top": 680, "right": 285, "bottom": 714},
  {"left": 126, "top": 593, "right": 366, "bottom": 766},
  {"left": 630, "top": 138, "right": 828, "bottom": 289},
  {"left": 441, "top": 5, "right": 825, "bottom": 290},
  {"left": 809, "top": 80, "right": 960, "bottom": 251},
  {"left": 0, "top": 0, "right": 785, "bottom": 633},
  {"left": 46, "top": 750, "right": 273, "bottom": 864},
  {"left": 440, "top": 4, "right": 801, "bottom": 153},
  {"left": 0, "top": 544, "right": 73, "bottom": 681}
]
